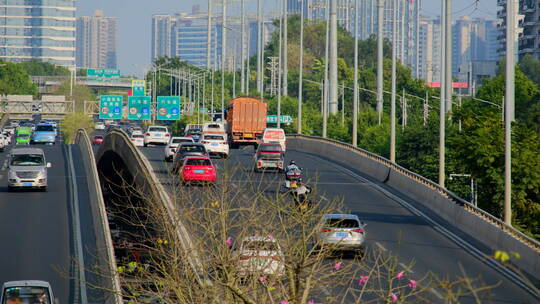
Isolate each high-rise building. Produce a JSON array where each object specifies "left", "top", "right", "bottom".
[
  {"left": 0, "top": 0, "right": 76, "bottom": 67},
  {"left": 496, "top": 0, "right": 524, "bottom": 58},
  {"left": 418, "top": 17, "right": 441, "bottom": 83},
  {"left": 288, "top": 0, "right": 420, "bottom": 77},
  {"left": 452, "top": 17, "right": 499, "bottom": 75},
  {"left": 151, "top": 11, "right": 274, "bottom": 70},
  {"left": 76, "top": 10, "right": 118, "bottom": 69},
  {"left": 518, "top": 0, "right": 540, "bottom": 59},
  {"left": 152, "top": 14, "right": 175, "bottom": 60}
]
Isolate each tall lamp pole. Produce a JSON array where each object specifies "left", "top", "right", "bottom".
[
  {"left": 439, "top": 0, "right": 446, "bottom": 187},
  {"left": 283, "top": 0, "right": 288, "bottom": 96},
  {"left": 352, "top": 0, "right": 359, "bottom": 146},
  {"left": 207, "top": 0, "right": 213, "bottom": 70},
  {"left": 298, "top": 0, "right": 305, "bottom": 133},
  {"left": 376, "top": 0, "right": 384, "bottom": 124},
  {"left": 328, "top": 0, "right": 338, "bottom": 114},
  {"left": 221, "top": 0, "right": 227, "bottom": 114},
  {"left": 390, "top": 0, "right": 397, "bottom": 163},
  {"left": 504, "top": 0, "right": 515, "bottom": 225}
]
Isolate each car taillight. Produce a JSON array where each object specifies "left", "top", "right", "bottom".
[
  {"left": 131, "top": 138, "right": 135, "bottom": 141},
  {"left": 321, "top": 228, "right": 331, "bottom": 232},
  {"left": 239, "top": 255, "right": 250, "bottom": 260},
  {"left": 165, "top": 133, "right": 170, "bottom": 137},
  {"left": 222, "top": 141, "right": 228, "bottom": 144},
  {"left": 145, "top": 133, "right": 150, "bottom": 136},
  {"left": 257, "top": 161, "right": 262, "bottom": 166},
  {"left": 351, "top": 229, "right": 364, "bottom": 233},
  {"left": 201, "top": 141, "right": 209, "bottom": 144}
]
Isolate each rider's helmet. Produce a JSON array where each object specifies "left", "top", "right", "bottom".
[{"left": 289, "top": 160, "right": 296, "bottom": 166}]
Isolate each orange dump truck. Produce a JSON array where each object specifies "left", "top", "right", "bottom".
[{"left": 225, "top": 97, "right": 268, "bottom": 148}]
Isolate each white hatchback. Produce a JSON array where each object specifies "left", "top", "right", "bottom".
[
  {"left": 144, "top": 126, "right": 170, "bottom": 146},
  {"left": 201, "top": 133, "right": 229, "bottom": 158},
  {"left": 164, "top": 137, "right": 194, "bottom": 161}
]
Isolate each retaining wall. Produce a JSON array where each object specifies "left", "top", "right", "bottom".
[{"left": 287, "top": 135, "right": 540, "bottom": 282}]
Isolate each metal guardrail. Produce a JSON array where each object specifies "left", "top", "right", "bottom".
[
  {"left": 289, "top": 134, "right": 540, "bottom": 253},
  {"left": 75, "top": 129, "right": 123, "bottom": 303}
]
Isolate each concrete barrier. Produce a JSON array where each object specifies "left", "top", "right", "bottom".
[
  {"left": 75, "top": 130, "right": 122, "bottom": 304},
  {"left": 95, "top": 129, "right": 205, "bottom": 284},
  {"left": 287, "top": 134, "right": 540, "bottom": 282}
]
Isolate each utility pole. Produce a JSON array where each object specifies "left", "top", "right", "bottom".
[
  {"left": 257, "top": 0, "right": 263, "bottom": 94},
  {"left": 445, "top": 0, "right": 452, "bottom": 113},
  {"left": 353, "top": 0, "right": 359, "bottom": 146},
  {"left": 207, "top": 0, "right": 213, "bottom": 69},
  {"left": 240, "top": 0, "right": 246, "bottom": 94},
  {"left": 277, "top": 0, "right": 283, "bottom": 128},
  {"left": 328, "top": 0, "right": 338, "bottom": 114},
  {"left": 376, "top": 0, "right": 384, "bottom": 124},
  {"left": 390, "top": 0, "right": 397, "bottom": 163},
  {"left": 504, "top": 0, "right": 515, "bottom": 226},
  {"left": 221, "top": 0, "right": 227, "bottom": 114},
  {"left": 283, "top": 0, "right": 288, "bottom": 96},
  {"left": 439, "top": 0, "right": 446, "bottom": 187},
  {"left": 323, "top": 0, "right": 330, "bottom": 138},
  {"left": 298, "top": 0, "right": 305, "bottom": 134}
]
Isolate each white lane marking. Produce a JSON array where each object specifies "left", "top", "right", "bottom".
[
  {"left": 304, "top": 154, "right": 539, "bottom": 297},
  {"left": 429, "top": 287, "right": 444, "bottom": 299},
  {"left": 374, "top": 242, "right": 387, "bottom": 252},
  {"left": 67, "top": 145, "right": 88, "bottom": 304},
  {"left": 399, "top": 262, "right": 414, "bottom": 274}
]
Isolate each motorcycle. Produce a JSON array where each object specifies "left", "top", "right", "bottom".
[
  {"left": 284, "top": 166, "right": 303, "bottom": 189},
  {"left": 289, "top": 182, "right": 313, "bottom": 211}
]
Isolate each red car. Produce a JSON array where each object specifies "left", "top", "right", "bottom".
[
  {"left": 180, "top": 156, "right": 216, "bottom": 185},
  {"left": 92, "top": 135, "right": 104, "bottom": 145}
]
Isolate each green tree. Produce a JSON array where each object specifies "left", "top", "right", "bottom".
[
  {"left": 61, "top": 112, "right": 94, "bottom": 144},
  {"left": 53, "top": 81, "right": 96, "bottom": 112},
  {"left": 18, "top": 60, "right": 70, "bottom": 76},
  {"left": 518, "top": 54, "right": 540, "bottom": 88},
  {"left": 0, "top": 60, "right": 38, "bottom": 96}
]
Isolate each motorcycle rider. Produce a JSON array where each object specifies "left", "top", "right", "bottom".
[{"left": 285, "top": 160, "right": 301, "bottom": 178}]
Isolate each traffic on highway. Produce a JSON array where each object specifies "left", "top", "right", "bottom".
[{"left": 91, "top": 96, "right": 539, "bottom": 303}]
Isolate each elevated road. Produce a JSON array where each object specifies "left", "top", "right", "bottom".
[
  {"left": 0, "top": 136, "right": 113, "bottom": 303},
  {"left": 137, "top": 144, "right": 538, "bottom": 303}
]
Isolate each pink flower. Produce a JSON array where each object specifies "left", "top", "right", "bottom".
[
  {"left": 308, "top": 301, "right": 315, "bottom": 304},
  {"left": 280, "top": 301, "right": 289, "bottom": 304},
  {"left": 225, "top": 237, "right": 232, "bottom": 246},
  {"left": 258, "top": 275, "right": 267, "bottom": 282},
  {"left": 408, "top": 279, "right": 417, "bottom": 288},
  {"left": 358, "top": 275, "right": 370, "bottom": 285},
  {"left": 334, "top": 262, "right": 342, "bottom": 271},
  {"left": 396, "top": 271, "right": 405, "bottom": 280},
  {"left": 390, "top": 293, "right": 398, "bottom": 302}
]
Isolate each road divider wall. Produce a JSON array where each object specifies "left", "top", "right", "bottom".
[
  {"left": 288, "top": 135, "right": 540, "bottom": 282},
  {"left": 75, "top": 129, "right": 122, "bottom": 304},
  {"left": 95, "top": 129, "right": 206, "bottom": 285}
]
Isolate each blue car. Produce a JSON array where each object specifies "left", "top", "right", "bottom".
[{"left": 31, "top": 124, "right": 56, "bottom": 144}]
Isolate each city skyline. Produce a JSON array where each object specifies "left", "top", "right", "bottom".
[{"left": 78, "top": 0, "right": 498, "bottom": 76}]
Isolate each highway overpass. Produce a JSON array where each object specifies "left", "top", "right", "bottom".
[{"left": 0, "top": 119, "right": 120, "bottom": 303}]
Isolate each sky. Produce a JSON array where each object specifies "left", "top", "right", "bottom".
[{"left": 77, "top": 0, "right": 498, "bottom": 77}]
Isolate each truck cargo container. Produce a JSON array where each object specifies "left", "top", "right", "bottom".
[{"left": 225, "top": 97, "right": 267, "bottom": 148}]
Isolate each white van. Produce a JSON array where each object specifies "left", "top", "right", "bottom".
[{"left": 262, "top": 128, "right": 286, "bottom": 152}]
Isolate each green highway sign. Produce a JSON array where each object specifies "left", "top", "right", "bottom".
[
  {"left": 88, "top": 69, "right": 121, "bottom": 82},
  {"left": 128, "top": 96, "right": 151, "bottom": 120},
  {"left": 267, "top": 115, "right": 293, "bottom": 124},
  {"left": 157, "top": 96, "right": 181, "bottom": 120},
  {"left": 132, "top": 79, "right": 146, "bottom": 96},
  {"left": 99, "top": 95, "right": 123, "bottom": 120}
]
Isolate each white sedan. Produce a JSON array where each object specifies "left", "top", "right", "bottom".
[
  {"left": 164, "top": 137, "right": 194, "bottom": 161},
  {"left": 144, "top": 126, "right": 170, "bottom": 146},
  {"left": 130, "top": 133, "right": 144, "bottom": 147},
  {"left": 201, "top": 133, "right": 229, "bottom": 158}
]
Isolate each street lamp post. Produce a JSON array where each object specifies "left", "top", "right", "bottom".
[
  {"left": 504, "top": 0, "right": 515, "bottom": 226},
  {"left": 352, "top": 0, "right": 359, "bottom": 146},
  {"left": 376, "top": 0, "right": 384, "bottom": 125},
  {"left": 390, "top": 0, "right": 397, "bottom": 163},
  {"left": 298, "top": 0, "right": 305, "bottom": 134}
]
